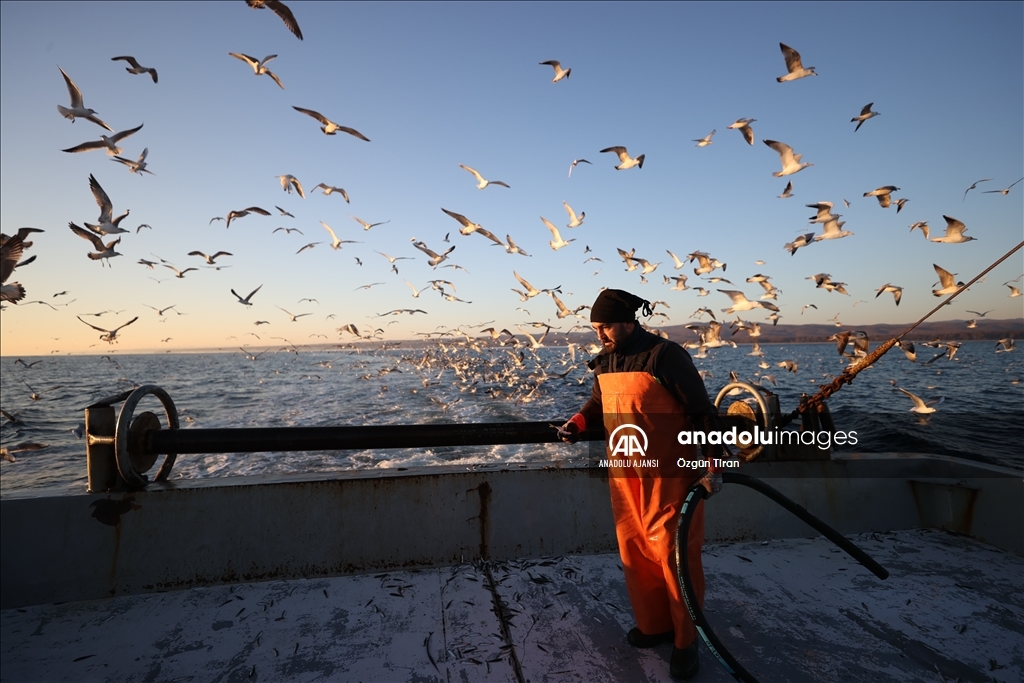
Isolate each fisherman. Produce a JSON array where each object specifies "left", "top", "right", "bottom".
[{"left": 558, "top": 288, "right": 722, "bottom": 681}]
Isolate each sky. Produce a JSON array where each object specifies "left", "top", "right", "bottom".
[{"left": 1, "top": 1, "right": 1022, "bottom": 356}]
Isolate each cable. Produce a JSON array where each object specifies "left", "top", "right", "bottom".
[{"left": 674, "top": 472, "right": 889, "bottom": 682}]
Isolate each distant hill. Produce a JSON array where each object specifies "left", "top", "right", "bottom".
[
  {"left": 654, "top": 318, "right": 1023, "bottom": 345},
  {"left": 651, "top": 317, "right": 1019, "bottom": 344}
]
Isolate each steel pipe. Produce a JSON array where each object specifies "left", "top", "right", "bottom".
[{"left": 146, "top": 421, "right": 605, "bottom": 455}]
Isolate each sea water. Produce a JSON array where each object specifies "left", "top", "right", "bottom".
[{"left": 2, "top": 341, "right": 1022, "bottom": 494}]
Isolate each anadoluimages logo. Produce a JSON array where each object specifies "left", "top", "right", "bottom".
[{"left": 608, "top": 423, "right": 648, "bottom": 458}]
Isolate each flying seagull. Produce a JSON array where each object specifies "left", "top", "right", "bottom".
[
  {"left": 982, "top": 177, "right": 1023, "bottom": 195},
  {"left": 111, "top": 56, "right": 158, "bottom": 83},
  {"left": 896, "top": 387, "right": 943, "bottom": 414},
  {"left": 459, "top": 164, "right": 509, "bottom": 189},
  {"left": 851, "top": 103, "right": 879, "bottom": 131},
  {"left": 931, "top": 263, "right": 964, "bottom": 297},
  {"left": 350, "top": 215, "right": 389, "bottom": 231},
  {"left": 563, "top": 201, "right": 584, "bottom": 228},
  {"left": 864, "top": 185, "right": 900, "bottom": 208},
  {"left": 694, "top": 130, "right": 715, "bottom": 147},
  {"left": 930, "top": 216, "right": 977, "bottom": 244},
  {"left": 727, "top": 118, "right": 756, "bottom": 145},
  {"left": 231, "top": 284, "right": 263, "bottom": 306},
  {"left": 312, "top": 184, "right": 349, "bottom": 202},
  {"left": 321, "top": 221, "right": 359, "bottom": 249},
  {"left": 962, "top": 179, "right": 992, "bottom": 202},
  {"left": 277, "top": 174, "right": 304, "bottom": 197},
  {"left": 188, "top": 250, "right": 232, "bottom": 265},
  {"left": 62, "top": 123, "right": 144, "bottom": 156},
  {"left": 568, "top": 159, "right": 591, "bottom": 178},
  {"left": 111, "top": 147, "right": 154, "bottom": 175},
  {"left": 228, "top": 53, "right": 284, "bottom": 89},
  {"left": 87, "top": 174, "right": 130, "bottom": 235},
  {"left": 412, "top": 240, "right": 455, "bottom": 268},
  {"left": 1, "top": 235, "right": 26, "bottom": 303},
  {"left": 69, "top": 223, "right": 121, "bottom": 263},
  {"left": 292, "top": 106, "right": 369, "bottom": 140},
  {"left": 245, "top": 0, "right": 303, "bottom": 40},
  {"left": 875, "top": 283, "right": 903, "bottom": 306},
  {"left": 776, "top": 43, "right": 817, "bottom": 82},
  {"left": 56, "top": 67, "right": 112, "bottom": 131},
  {"left": 77, "top": 315, "right": 139, "bottom": 344},
  {"left": 539, "top": 60, "right": 571, "bottom": 82},
  {"left": 600, "top": 146, "right": 644, "bottom": 170},
  {"left": 764, "top": 140, "right": 812, "bottom": 177}
]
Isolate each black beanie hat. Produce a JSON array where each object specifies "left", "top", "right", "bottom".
[{"left": 590, "top": 289, "right": 652, "bottom": 323}]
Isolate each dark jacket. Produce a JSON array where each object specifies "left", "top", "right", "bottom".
[{"left": 580, "top": 325, "right": 721, "bottom": 456}]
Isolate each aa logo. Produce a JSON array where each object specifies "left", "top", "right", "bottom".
[{"left": 608, "top": 424, "right": 648, "bottom": 458}]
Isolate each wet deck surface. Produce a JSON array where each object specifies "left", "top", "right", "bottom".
[{"left": 2, "top": 529, "right": 1022, "bottom": 683}]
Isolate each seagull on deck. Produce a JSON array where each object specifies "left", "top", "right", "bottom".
[
  {"left": 539, "top": 60, "right": 571, "bottom": 82},
  {"left": 600, "top": 146, "right": 644, "bottom": 170},
  {"left": 896, "top": 387, "right": 943, "bottom": 414},
  {"left": 69, "top": 223, "right": 121, "bottom": 264},
  {"left": 563, "top": 201, "right": 584, "bottom": 228},
  {"left": 277, "top": 174, "right": 304, "bottom": 197},
  {"left": 313, "top": 184, "right": 349, "bottom": 202},
  {"left": 568, "top": 159, "right": 591, "bottom": 178},
  {"left": 77, "top": 315, "right": 139, "bottom": 344},
  {"left": 63, "top": 123, "right": 144, "bottom": 156},
  {"left": 930, "top": 216, "right": 976, "bottom": 244},
  {"left": 111, "top": 147, "right": 154, "bottom": 175},
  {"left": 851, "top": 103, "right": 879, "bottom": 131},
  {"left": 875, "top": 283, "right": 903, "bottom": 305},
  {"left": 292, "top": 106, "right": 369, "bottom": 140},
  {"left": 764, "top": 140, "right": 812, "bottom": 177},
  {"left": 982, "top": 177, "right": 1023, "bottom": 195},
  {"left": 864, "top": 186, "right": 900, "bottom": 208},
  {"left": 932, "top": 263, "right": 965, "bottom": 296},
  {"left": 246, "top": 0, "right": 303, "bottom": 40},
  {"left": 542, "top": 217, "right": 574, "bottom": 250},
  {"left": 727, "top": 118, "right": 756, "bottom": 145},
  {"left": 459, "top": 164, "right": 509, "bottom": 189},
  {"left": 694, "top": 130, "right": 715, "bottom": 147},
  {"left": 56, "top": 67, "right": 112, "bottom": 131},
  {"left": 111, "top": 56, "right": 158, "bottom": 83},
  {"left": 229, "top": 53, "right": 285, "bottom": 89},
  {"left": 776, "top": 43, "right": 817, "bottom": 82},
  {"left": 231, "top": 285, "right": 262, "bottom": 306}
]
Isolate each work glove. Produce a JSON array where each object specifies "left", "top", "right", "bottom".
[
  {"left": 558, "top": 414, "right": 587, "bottom": 444},
  {"left": 699, "top": 471, "right": 723, "bottom": 497}
]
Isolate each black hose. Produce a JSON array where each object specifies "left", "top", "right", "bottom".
[{"left": 674, "top": 472, "right": 889, "bottom": 683}]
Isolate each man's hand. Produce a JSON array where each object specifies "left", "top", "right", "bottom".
[
  {"left": 557, "top": 421, "right": 581, "bottom": 444},
  {"left": 558, "top": 414, "right": 587, "bottom": 444},
  {"left": 699, "top": 471, "right": 722, "bottom": 497}
]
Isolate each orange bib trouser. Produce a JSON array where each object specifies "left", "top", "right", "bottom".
[{"left": 598, "top": 371, "right": 706, "bottom": 650}]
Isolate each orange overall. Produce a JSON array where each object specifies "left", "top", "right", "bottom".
[{"left": 598, "top": 371, "right": 706, "bottom": 650}]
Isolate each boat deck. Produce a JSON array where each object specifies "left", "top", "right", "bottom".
[{"left": 2, "top": 528, "right": 1021, "bottom": 683}]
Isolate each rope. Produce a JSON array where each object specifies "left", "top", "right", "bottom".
[{"left": 784, "top": 240, "right": 1024, "bottom": 422}]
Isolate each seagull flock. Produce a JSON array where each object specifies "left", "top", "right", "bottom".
[{"left": 1, "top": 3, "right": 1019, "bottom": 422}]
